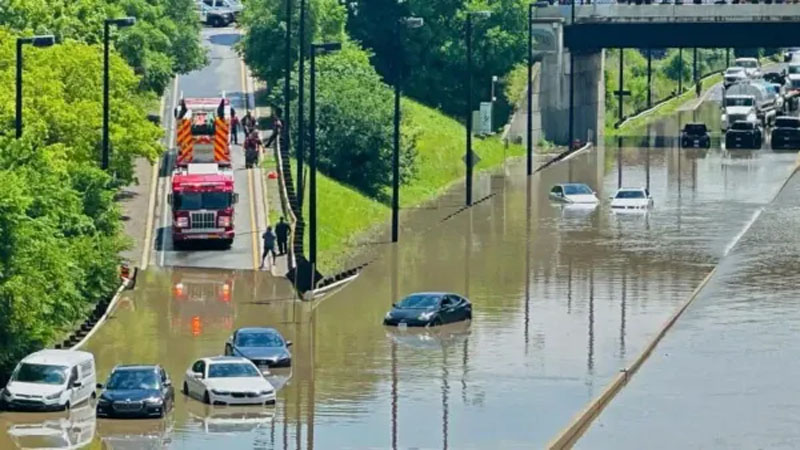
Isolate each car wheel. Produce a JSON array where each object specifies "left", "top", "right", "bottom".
[
  {"left": 225, "top": 345, "right": 231, "bottom": 356},
  {"left": 182, "top": 382, "right": 189, "bottom": 396},
  {"left": 91, "top": 391, "right": 96, "bottom": 400},
  {"left": 203, "top": 390, "right": 211, "bottom": 404},
  {"left": 63, "top": 401, "right": 71, "bottom": 412},
  {"left": 466, "top": 310, "right": 472, "bottom": 320}
]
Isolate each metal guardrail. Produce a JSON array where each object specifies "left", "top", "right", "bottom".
[{"left": 536, "top": 4, "right": 800, "bottom": 24}]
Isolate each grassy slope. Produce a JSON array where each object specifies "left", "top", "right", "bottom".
[{"left": 299, "top": 98, "right": 525, "bottom": 272}]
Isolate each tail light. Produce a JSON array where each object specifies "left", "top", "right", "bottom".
[
  {"left": 176, "top": 216, "right": 189, "bottom": 228},
  {"left": 220, "top": 282, "right": 231, "bottom": 302},
  {"left": 173, "top": 282, "right": 185, "bottom": 299},
  {"left": 218, "top": 215, "right": 231, "bottom": 228},
  {"left": 191, "top": 316, "right": 202, "bottom": 336}
]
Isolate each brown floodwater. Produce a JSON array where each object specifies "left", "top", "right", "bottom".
[
  {"left": 2, "top": 135, "right": 796, "bottom": 448},
  {"left": 3, "top": 44, "right": 799, "bottom": 448}
]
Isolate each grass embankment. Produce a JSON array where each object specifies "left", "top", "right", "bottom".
[
  {"left": 294, "top": 98, "right": 525, "bottom": 272},
  {"left": 609, "top": 73, "right": 723, "bottom": 136}
]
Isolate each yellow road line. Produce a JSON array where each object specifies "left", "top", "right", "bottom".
[{"left": 248, "top": 168, "right": 260, "bottom": 270}]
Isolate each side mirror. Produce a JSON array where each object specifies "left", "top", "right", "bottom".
[
  {"left": 232, "top": 193, "right": 240, "bottom": 204},
  {"left": 72, "top": 381, "right": 82, "bottom": 388},
  {"left": 164, "top": 379, "right": 172, "bottom": 387},
  {"left": 167, "top": 194, "right": 173, "bottom": 205},
  {"left": 391, "top": 303, "right": 397, "bottom": 308},
  {"left": 96, "top": 383, "right": 103, "bottom": 389},
  {"left": 286, "top": 341, "right": 293, "bottom": 348}
]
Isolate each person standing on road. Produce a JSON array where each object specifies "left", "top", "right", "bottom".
[
  {"left": 242, "top": 111, "right": 255, "bottom": 135},
  {"left": 275, "top": 217, "right": 290, "bottom": 255},
  {"left": 230, "top": 109, "right": 240, "bottom": 145},
  {"left": 260, "top": 226, "right": 277, "bottom": 269}
]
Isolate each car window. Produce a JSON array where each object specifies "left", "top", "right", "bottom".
[
  {"left": 203, "top": 0, "right": 214, "bottom": 6},
  {"left": 775, "top": 118, "right": 800, "bottom": 128},
  {"left": 731, "top": 121, "right": 753, "bottom": 130},
  {"left": 441, "top": 297, "right": 452, "bottom": 307},
  {"left": 106, "top": 369, "right": 159, "bottom": 390},
  {"left": 616, "top": 190, "right": 645, "bottom": 199},
  {"left": 563, "top": 184, "right": 592, "bottom": 195},
  {"left": 208, "top": 363, "right": 260, "bottom": 378},
  {"left": 236, "top": 332, "right": 284, "bottom": 347},
  {"left": 550, "top": 186, "right": 562, "bottom": 195},
  {"left": 192, "top": 361, "right": 205, "bottom": 374},
  {"left": 12, "top": 364, "right": 68, "bottom": 385},
  {"left": 397, "top": 294, "right": 441, "bottom": 309},
  {"left": 68, "top": 367, "right": 78, "bottom": 385}
]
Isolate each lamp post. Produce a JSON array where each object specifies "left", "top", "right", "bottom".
[
  {"left": 527, "top": 3, "right": 534, "bottom": 175},
  {"left": 284, "top": 0, "right": 292, "bottom": 198},
  {"left": 103, "top": 17, "right": 136, "bottom": 171},
  {"left": 465, "top": 10, "right": 491, "bottom": 207},
  {"left": 16, "top": 35, "right": 55, "bottom": 139},
  {"left": 297, "top": 0, "right": 307, "bottom": 209},
  {"left": 309, "top": 42, "right": 342, "bottom": 267},
  {"left": 391, "top": 16, "right": 424, "bottom": 244}
]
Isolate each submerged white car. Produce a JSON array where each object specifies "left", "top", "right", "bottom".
[
  {"left": 183, "top": 357, "right": 276, "bottom": 406},
  {"left": 549, "top": 183, "right": 599, "bottom": 204},
  {"left": 610, "top": 188, "right": 653, "bottom": 210}
]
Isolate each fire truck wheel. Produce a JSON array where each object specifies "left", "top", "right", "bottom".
[{"left": 223, "top": 239, "right": 233, "bottom": 249}]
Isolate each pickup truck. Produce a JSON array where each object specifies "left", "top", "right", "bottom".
[
  {"left": 680, "top": 123, "right": 711, "bottom": 149},
  {"left": 770, "top": 116, "right": 800, "bottom": 150},
  {"left": 725, "top": 120, "right": 762, "bottom": 150}
]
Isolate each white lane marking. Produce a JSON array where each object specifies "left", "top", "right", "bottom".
[
  {"left": 724, "top": 207, "right": 762, "bottom": 257},
  {"left": 159, "top": 77, "right": 180, "bottom": 267}
]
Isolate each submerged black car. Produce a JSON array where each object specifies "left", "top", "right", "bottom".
[
  {"left": 383, "top": 292, "right": 472, "bottom": 327},
  {"left": 680, "top": 123, "right": 711, "bottom": 149},
  {"left": 771, "top": 116, "right": 800, "bottom": 150},
  {"left": 225, "top": 327, "right": 292, "bottom": 369},
  {"left": 725, "top": 120, "right": 762, "bottom": 149},
  {"left": 96, "top": 365, "right": 174, "bottom": 418}
]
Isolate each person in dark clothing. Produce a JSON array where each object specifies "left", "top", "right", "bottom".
[
  {"left": 260, "top": 226, "right": 277, "bottom": 269},
  {"left": 242, "top": 111, "right": 255, "bottom": 135},
  {"left": 217, "top": 99, "right": 226, "bottom": 119},
  {"left": 230, "top": 109, "right": 240, "bottom": 145},
  {"left": 275, "top": 217, "right": 290, "bottom": 255}
]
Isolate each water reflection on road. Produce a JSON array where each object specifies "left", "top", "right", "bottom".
[{"left": 1, "top": 140, "right": 797, "bottom": 448}]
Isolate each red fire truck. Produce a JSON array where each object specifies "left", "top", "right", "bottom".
[
  {"left": 174, "top": 97, "right": 232, "bottom": 166},
  {"left": 169, "top": 163, "right": 238, "bottom": 248},
  {"left": 170, "top": 97, "right": 237, "bottom": 248}
]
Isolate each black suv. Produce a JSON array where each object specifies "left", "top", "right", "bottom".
[
  {"left": 680, "top": 123, "right": 711, "bottom": 149},
  {"left": 96, "top": 365, "right": 174, "bottom": 419},
  {"left": 771, "top": 116, "right": 800, "bottom": 150},
  {"left": 725, "top": 121, "right": 762, "bottom": 150}
]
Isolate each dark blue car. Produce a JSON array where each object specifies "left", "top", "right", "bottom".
[
  {"left": 383, "top": 292, "right": 472, "bottom": 327},
  {"left": 224, "top": 327, "right": 292, "bottom": 369},
  {"left": 96, "top": 365, "right": 174, "bottom": 418}
]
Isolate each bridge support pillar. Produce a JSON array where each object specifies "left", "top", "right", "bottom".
[
  {"left": 678, "top": 48, "right": 683, "bottom": 94},
  {"left": 647, "top": 49, "right": 652, "bottom": 109}
]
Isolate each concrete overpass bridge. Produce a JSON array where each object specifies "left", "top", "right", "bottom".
[{"left": 525, "top": 4, "right": 800, "bottom": 147}]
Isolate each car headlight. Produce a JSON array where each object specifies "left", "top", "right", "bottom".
[
  {"left": 747, "top": 113, "right": 757, "bottom": 122},
  {"left": 259, "top": 390, "right": 274, "bottom": 396},
  {"left": 97, "top": 396, "right": 111, "bottom": 405},
  {"left": 211, "top": 390, "right": 230, "bottom": 395},
  {"left": 384, "top": 311, "right": 393, "bottom": 319},
  {"left": 418, "top": 311, "right": 435, "bottom": 321},
  {"left": 176, "top": 216, "right": 189, "bottom": 228},
  {"left": 144, "top": 396, "right": 163, "bottom": 405},
  {"left": 45, "top": 391, "right": 62, "bottom": 400}
]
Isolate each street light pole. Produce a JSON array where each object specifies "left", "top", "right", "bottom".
[
  {"left": 284, "top": 0, "right": 292, "bottom": 199},
  {"left": 103, "top": 17, "right": 136, "bottom": 171},
  {"left": 464, "top": 11, "right": 491, "bottom": 207},
  {"left": 16, "top": 35, "right": 55, "bottom": 139},
  {"left": 392, "top": 17, "right": 423, "bottom": 244},
  {"left": 298, "top": 0, "right": 306, "bottom": 209},
  {"left": 527, "top": 2, "right": 533, "bottom": 175},
  {"left": 309, "top": 42, "right": 342, "bottom": 267}
]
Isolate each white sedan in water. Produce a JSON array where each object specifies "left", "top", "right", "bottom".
[
  {"left": 549, "top": 183, "right": 599, "bottom": 204},
  {"left": 183, "top": 357, "right": 276, "bottom": 406},
  {"left": 610, "top": 188, "right": 653, "bottom": 210}
]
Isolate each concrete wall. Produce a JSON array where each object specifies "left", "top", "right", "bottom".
[
  {"left": 539, "top": 49, "right": 605, "bottom": 146},
  {"left": 506, "top": 64, "right": 543, "bottom": 148}
]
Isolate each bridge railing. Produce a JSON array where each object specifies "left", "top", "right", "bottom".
[{"left": 535, "top": 4, "right": 800, "bottom": 24}]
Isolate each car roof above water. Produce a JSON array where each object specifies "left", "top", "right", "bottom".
[{"left": 22, "top": 349, "right": 93, "bottom": 367}]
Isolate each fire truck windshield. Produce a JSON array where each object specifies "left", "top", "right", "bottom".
[
  {"left": 175, "top": 192, "right": 231, "bottom": 210},
  {"left": 191, "top": 113, "right": 216, "bottom": 136}
]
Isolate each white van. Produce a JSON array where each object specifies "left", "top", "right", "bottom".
[{"left": 1, "top": 350, "right": 96, "bottom": 412}]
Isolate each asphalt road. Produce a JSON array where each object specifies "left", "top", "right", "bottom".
[{"left": 155, "top": 27, "right": 266, "bottom": 271}]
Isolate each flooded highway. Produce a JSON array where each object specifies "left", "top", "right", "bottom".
[
  {"left": 578, "top": 163, "right": 800, "bottom": 449},
  {"left": 3, "top": 128, "right": 798, "bottom": 448},
  {"left": 3, "top": 31, "right": 800, "bottom": 447}
]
